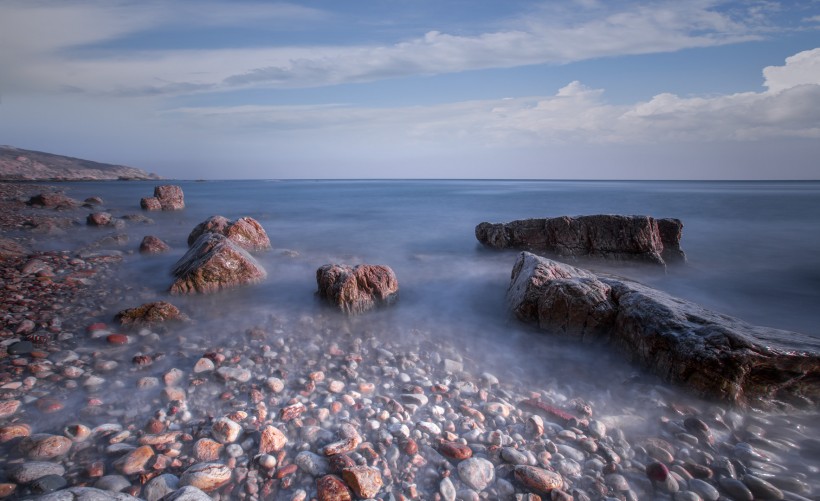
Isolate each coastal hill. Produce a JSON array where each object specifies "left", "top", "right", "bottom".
[{"left": 0, "top": 145, "right": 160, "bottom": 181}]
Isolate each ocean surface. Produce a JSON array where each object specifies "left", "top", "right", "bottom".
[{"left": 57, "top": 179, "right": 820, "bottom": 339}]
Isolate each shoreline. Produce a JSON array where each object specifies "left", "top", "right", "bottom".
[{"left": 0, "top": 181, "right": 818, "bottom": 500}]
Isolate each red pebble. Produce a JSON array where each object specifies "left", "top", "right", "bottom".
[
  {"left": 87, "top": 322, "right": 107, "bottom": 333},
  {"left": 646, "top": 462, "right": 669, "bottom": 482},
  {"left": 106, "top": 333, "right": 129, "bottom": 345}
]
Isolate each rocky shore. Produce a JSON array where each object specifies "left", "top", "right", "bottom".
[{"left": 1, "top": 182, "right": 818, "bottom": 500}]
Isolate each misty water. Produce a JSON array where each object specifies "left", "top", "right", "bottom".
[{"left": 29, "top": 179, "right": 820, "bottom": 497}]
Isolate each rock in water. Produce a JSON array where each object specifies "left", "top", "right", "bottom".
[
  {"left": 476, "top": 215, "right": 685, "bottom": 266},
  {"left": 115, "top": 301, "right": 189, "bottom": 327},
  {"left": 141, "top": 185, "right": 184, "bottom": 211},
  {"left": 506, "top": 251, "right": 820, "bottom": 407},
  {"left": 27, "top": 192, "right": 79, "bottom": 209},
  {"left": 316, "top": 264, "right": 399, "bottom": 315},
  {"left": 187, "top": 215, "right": 271, "bottom": 251},
  {"left": 170, "top": 233, "right": 267, "bottom": 295},
  {"left": 140, "top": 235, "right": 170, "bottom": 254}
]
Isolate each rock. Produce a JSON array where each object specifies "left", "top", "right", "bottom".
[
  {"left": 170, "top": 233, "right": 267, "bottom": 294},
  {"left": 115, "top": 301, "right": 189, "bottom": 327},
  {"left": 439, "top": 441, "right": 473, "bottom": 460},
  {"left": 0, "top": 237, "right": 29, "bottom": 259},
  {"left": 115, "top": 445, "right": 154, "bottom": 475},
  {"left": 317, "top": 474, "right": 353, "bottom": 501},
  {"left": 0, "top": 423, "right": 31, "bottom": 442},
  {"left": 95, "top": 474, "right": 131, "bottom": 492},
  {"left": 36, "top": 486, "right": 141, "bottom": 500},
  {"left": 179, "top": 462, "right": 232, "bottom": 492},
  {"left": 295, "top": 451, "right": 330, "bottom": 477},
  {"left": 87, "top": 212, "right": 113, "bottom": 226},
  {"left": 259, "top": 425, "right": 288, "bottom": 454},
  {"left": 316, "top": 264, "right": 399, "bottom": 314},
  {"left": 216, "top": 366, "right": 252, "bottom": 382},
  {"left": 193, "top": 438, "right": 223, "bottom": 461},
  {"left": 9, "top": 461, "right": 66, "bottom": 484},
  {"left": 514, "top": 466, "right": 563, "bottom": 494},
  {"left": 144, "top": 473, "right": 180, "bottom": 501},
  {"left": 719, "top": 478, "right": 753, "bottom": 501},
  {"left": 457, "top": 457, "right": 495, "bottom": 491},
  {"left": 19, "top": 434, "right": 72, "bottom": 459},
  {"left": 161, "top": 486, "right": 213, "bottom": 501},
  {"left": 341, "top": 466, "right": 383, "bottom": 498},
  {"left": 742, "top": 474, "right": 784, "bottom": 500},
  {"left": 476, "top": 215, "right": 685, "bottom": 266},
  {"left": 84, "top": 196, "right": 104, "bottom": 205},
  {"left": 193, "top": 358, "right": 215, "bottom": 373},
  {"left": 28, "top": 192, "right": 79, "bottom": 209},
  {"left": 142, "top": 185, "right": 184, "bottom": 211},
  {"left": 506, "top": 252, "right": 820, "bottom": 407},
  {"left": 8, "top": 340, "right": 34, "bottom": 355},
  {"left": 187, "top": 216, "right": 271, "bottom": 251},
  {"left": 140, "top": 236, "right": 170, "bottom": 254},
  {"left": 211, "top": 417, "right": 242, "bottom": 444}
]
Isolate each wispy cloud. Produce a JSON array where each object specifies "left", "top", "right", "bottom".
[{"left": 0, "top": 0, "right": 776, "bottom": 96}]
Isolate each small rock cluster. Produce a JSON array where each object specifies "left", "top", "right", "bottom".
[{"left": 140, "top": 186, "right": 185, "bottom": 212}]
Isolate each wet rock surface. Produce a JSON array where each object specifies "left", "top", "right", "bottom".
[
  {"left": 187, "top": 215, "right": 271, "bottom": 252},
  {"left": 476, "top": 215, "right": 686, "bottom": 266},
  {"left": 0, "top": 182, "right": 817, "bottom": 501},
  {"left": 141, "top": 185, "right": 184, "bottom": 211},
  {"left": 508, "top": 251, "right": 820, "bottom": 407},
  {"left": 316, "top": 264, "right": 399, "bottom": 314},
  {"left": 170, "top": 233, "right": 267, "bottom": 294},
  {"left": 115, "top": 301, "right": 190, "bottom": 328}
]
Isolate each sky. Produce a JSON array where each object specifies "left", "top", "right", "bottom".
[{"left": 0, "top": 0, "right": 819, "bottom": 179}]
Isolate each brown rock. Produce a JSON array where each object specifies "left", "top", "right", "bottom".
[
  {"left": 211, "top": 417, "right": 242, "bottom": 444},
  {"left": 317, "top": 475, "right": 352, "bottom": 501},
  {"left": 0, "top": 424, "right": 31, "bottom": 443},
  {"left": 187, "top": 216, "right": 230, "bottom": 246},
  {"left": 19, "top": 434, "right": 72, "bottom": 459},
  {"left": 116, "top": 445, "right": 154, "bottom": 475},
  {"left": 0, "top": 237, "right": 29, "bottom": 260},
  {"left": 0, "top": 483, "right": 16, "bottom": 498},
  {"left": 507, "top": 252, "right": 820, "bottom": 407},
  {"left": 115, "top": 301, "right": 189, "bottom": 327},
  {"left": 188, "top": 215, "right": 271, "bottom": 251},
  {"left": 140, "top": 197, "right": 162, "bottom": 211},
  {"left": 28, "top": 192, "right": 79, "bottom": 209},
  {"left": 194, "top": 438, "right": 223, "bottom": 461},
  {"left": 0, "top": 400, "right": 21, "bottom": 419},
  {"left": 342, "top": 466, "right": 383, "bottom": 498},
  {"left": 438, "top": 441, "right": 473, "bottom": 460},
  {"left": 179, "top": 462, "right": 232, "bottom": 492},
  {"left": 170, "top": 233, "right": 267, "bottom": 295},
  {"left": 259, "top": 425, "right": 288, "bottom": 454},
  {"left": 316, "top": 264, "right": 399, "bottom": 314},
  {"left": 476, "top": 214, "right": 686, "bottom": 266},
  {"left": 153, "top": 185, "right": 185, "bottom": 210},
  {"left": 514, "top": 465, "right": 563, "bottom": 494},
  {"left": 87, "top": 212, "right": 113, "bottom": 226},
  {"left": 139, "top": 235, "right": 170, "bottom": 254}
]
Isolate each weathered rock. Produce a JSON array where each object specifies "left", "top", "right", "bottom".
[
  {"left": 161, "top": 486, "right": 212, "bottom": 501},
  {"left": 170, "top": 233, "right": 267, "bottom": 295},
  {"left": 141, "top": 185, "right": 184, "bottom": 211},
  {"left": 115, "top": 445, "right": 154, "bottom": 475},
  {"left": 211, "top": 417, "right": 242, "bottom": 444},
  {"left": 507, "top": 252, "right": 820, "bottom": 407},
  {"left": 259, "top": 425, "right": 288, "bottom": 454},
  {"left": 19, "top": 434, "right": 72, "bottom": 459},
  {"left": 143, "top": 473, "right": 180, "bottom": 501},
  {"left": 0, "top": 399, "right": 21, "bottom": 418},
  {"left": 457, "top": 457, "right": 495, "bottom": 491},
  {"left": 28, "top": 192, "right": 79, "bottom": 209},
  {"left": 187, "top": 216, "right": 271, "bottom": 251},
  {"left": 115, "top": 301, "right": 189, "bottom": 327},
  {"left": 341, "top": 466, "right": 383, "bottom": 498},
  {"left": 87, "top": 212, "right": 113, "bottom": 226},
  {"left": 179, "top": 462, "right": 232, "bottom": 492},
  {"left": 36, "top": 486, "right": 141, "bottom": 500},
  {"left": 9, "top": 461, "right": 66, "bottom": 484},
  {"left": 316, "top": 264, "right": 399, "bottom": 314},
  {"left": 513, "top": 465, "right": 563, "bottom": 494},
  {"left": 476, "top": 215, "right": 685, "bottom": 266},
  {"left": 29, "top": 474, "right": 67, "bottom": 494},
  {"left": 139, "top": 235, "right": 170, "bottom": 254},
  {"left": 0, "top": 237, "right": 29, "bottom": 259},
  {"left": 317, "top": 474, "right": 353, "bottom": 501}
]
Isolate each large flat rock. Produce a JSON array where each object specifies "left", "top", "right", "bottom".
[
  {"left": 507, "top": 252, "right": 820, "bottom": 408},
  {"left": 477, "top": 215, "right": 685, "bottom": 266}
]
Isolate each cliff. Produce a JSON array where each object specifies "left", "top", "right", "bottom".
[{"left": 0, "top": 145, "right": 160, "bottom": 181}]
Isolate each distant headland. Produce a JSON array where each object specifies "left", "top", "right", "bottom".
[{"left": 0, "top": 145, "right": 160, "bottom": 181}]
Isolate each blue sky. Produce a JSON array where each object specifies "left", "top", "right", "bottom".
[{"left": 0, "top": 0, "right": 818, "bottom": 179}]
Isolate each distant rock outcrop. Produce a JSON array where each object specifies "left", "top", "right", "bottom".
[
  {"left": 170, "top": 233, "right": 266, "bottom": 295},
  {"left": 507, "top": 251, "right": 820, "bottom": 408},
  {"left": 316, "top": 264, "right": 399, "bottom": 315},
  {"left": 0, "top": 145, "right": 160, "bottom": 181},
  {"left": 141, "top": 185, "right": 185, "bottom": 211},
  {"left": 476, "top": 215, "right": 685, "bottom": 266},
  {"left": 187, "top": 216, "right": 271, "bottom": 251}
]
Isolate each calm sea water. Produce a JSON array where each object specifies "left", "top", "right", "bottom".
[{"left": 58, "top": 179, "right": 820, "bottom": 339}]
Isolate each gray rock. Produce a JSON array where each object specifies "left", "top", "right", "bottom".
[
  {"left": 718, "top": 478, "right": 753, "bottom": 500},
  {"left": 439, "top": 477, "right": 457, "bottom": 501},
  {"left": 36, "top": 486, "right": 141, "bottom": 500},
  {"left": 457, "top": 457, "right": 495, "bottom": 491},
  {"left": 688, "top": 478, "right": 720, "bottom": 501},
  {"left": 742, "top": 474, "right": 784, "bottom": 500},
  {"left": 29, "top": 474, "right": 67, "bottom": 494},
  {"left": 295, "top": 450, "right": 330, "bottom": 477},
  {"left": 94, "top": 475, "right": 131, "bottom": 492},
  {"left": 506, "top": 252, "right": 820, "bottom": 407},
  {"left": 9, "top": 461, "right": 66, "bottom": 484},
  {"left": 144, "top": 473, "right": 180, "bottom": 501},
  {"left": 160, "top": 486, "right": 213, "bottom": 501}
]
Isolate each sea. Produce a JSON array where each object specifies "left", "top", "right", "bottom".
[{"left": 33, "top": 179, "right": 820, "bottom": 496}]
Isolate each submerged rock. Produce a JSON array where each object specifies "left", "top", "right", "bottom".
[
  {"left": 141, "top": 185, "right": 184, "bottom": 211},
  {"left": 316, "top": 264, "right": 398, "bottom": 315},
  {"left": 115, "top": 301, "right": 190, "bottom": 327},
  {"left": 170, "top": 233, "right": 267, "bottom": 295},
  {"left": 187, "top": 215, "right": 271, "bottom": 251},
  {"left": 476, "top": 215, "right": 685, "bottom": 266},
  {"left": 507, "top": 251, "right": 820, "bottom": 407},
  {"left": 27, "top": 192, "right": 79, "bottom": 209},
  {"left": 139, "top": 235, "right": 170, "bottom": 254}
]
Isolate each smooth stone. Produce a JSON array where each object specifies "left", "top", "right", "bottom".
[
  {"left": 144, "top": 473, "right": 180, "bottom": 501},
  {"left": 742, "top": 475, "right": 784, "bottom": 500},
  {"left": 556, "top": 444, "right": 586, "bottom": 462},
  {"left": 20, "top": 434, "right": 72, "bottom": 459},
  {"left": 216, "top": 366, "right": 252, "bottom": 382},
  {"left": 161, "top": 485, "right": 213, "bottom": 501},
  {"left": 8, "top": 341, "right": 34, "bottom": 355},
  {"left": 440, "top": 477, "right": 457, "bottom": 501},
  {"left": 688, "top": 478, "right": 720, "bottom": 501},
  {"left": 36, "top": 487, "right": 141, "bottom": 500},
  {"left": 295, "top": 451, "right": 330, "bottom": 477},
  {"left": 458, "top": 457, "right": 496, "bottom": 491},
  {"left": 10, "top": 461, "right": 66, "bottom": 484},
  {"left": 179, "top": 462, "right": 232, "bottom": 492},
  {"left": 29, "top": 474, "right": 67, "bottom": 494},
  {"left": 673, "top": 491, "right": 702, "bottom": 501},
  {"left": 718, "top": 478, "right": 753, "bottom": 501},
  {"left": 513, "top": 465, "right": 563, "bottom": 494},
  {"left": 605, "top": 473, "right": 630, "bottom": 491},
  {"left": 95, "top": 474, "right": 131, "bottom": 492},
  {"left": 116, "top": 445, "right": 154, "bottom": 474},
  {"left": 501, "top": 447, "right": 529, "bottom": 465},
  {"left": 211, "top": 417, "right": 242, "bottom": 444}
]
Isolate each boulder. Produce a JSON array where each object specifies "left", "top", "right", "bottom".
[
  {"left": 507, "top": 251, "right": 820, "bottom": 408},
  {"left": 476, "top": 215, "right": 685, "bottom": 266},
  {"left": 141, "top": 185, "right": 184, "bottom": 211},
  {"left": 140, "top": 235, "right": 171, "bottom": 254},
  {"left": 86, "top": 212, "right": 113, "bottom": 226},
  {"left": 170, "top": 233, "right": 267, "bottom": 295},
  {"left": 316, "top": 264, "right": 398, "bottom": 315},
  {"left": 115, "top": 301, "right": 190, "bottom": 327},
  {"left": 27, "top": 192, "right": 79, "bottom": 209},
  {"left": 187, "top": 216, "right": 270, "bottom": 251}
]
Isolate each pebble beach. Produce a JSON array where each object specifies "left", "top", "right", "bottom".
[{"left": 1, "top": 181, "right": 818, "bottom": 501}]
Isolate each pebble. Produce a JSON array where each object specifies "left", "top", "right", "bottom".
[
  {"left": 0, "top": 423, "right": 31, "bottom": 443},
  {"left": 144, "top": 474, "right": 180, "bottom": 501},
  {"left": 296, "top": 451, "right": 330, "bottom": 476},
  {"left": 458, "top": 457, "right": 496, "bottom": 491},
  {"left": 179, "top": 462, "right": 233, "bottom": 492},
  {"left": 95, "top": 474, "right": 131, "bottom": 492},
  {"left": 216, "top": 366, "right": 252, "bottom": 382},
  {"left": 20, "top": 434, "right": 72, "bottom": 460},
  {"left": 161, "top": 485, "right": 212, "bottom": 501},
  {"left": 259, "top": 425, "right": 288, "bottom": 453},
  {"left": 116, "top": 445, "right": 154, "bottom": 474},
  {"left": 211, "top": 417, "right": 242, "bottom": 444},
  {"left": 193, "top": 358, "right": 215, "bottom": 373},
  {"left": 341, "top": 466, "right": 383, "bottom": 498},
  {"left": 440, "top": 476, "right": 457, "bottom": 501},
  {"left": 9, "top": 461, "right": 66, "bottom": 484},
  {"left": 742, "top": 474, "right": 784, "bottom": 500},
  {"left": 514, "top": 465, "right": 563, "bottom": 494},
  {"left": 440, "top": 441, "right": 473, "bottom": 460},
  {"left": 317, "top": 474, "right": 353, "bottom": 501},
  {"left": 0, "top": 400, "right": 21, "bottom": 418}
]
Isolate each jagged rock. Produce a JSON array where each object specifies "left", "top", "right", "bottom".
[
  {"left": 141, "top": 185, "right": 184, "bottom": 211},
  {"left": 27, "top": 192, "right": 79, "bottom": 209},
  {"left": 476, "top": 215, "right": 685, "bottom": 266},
  {"left": 87, "top": 212, "right": 113, "bottom": 226},
  {"left": 507, "top": 251, "right": 820, "bottom": 407},
  {"left": 170, "top": 233, "right": 267, "bottom": 295},
  {"left": 115, "top": 301, "right": 190, "bottom": 327},
  {"left": 316, "top": 264, "right": 398, "bottom": 315},
  {"left": 187, "top": 216, "right": 271, "bottom": 251},
  {"left": 140, "top": 235, "right": 170, "bottom": 254}
]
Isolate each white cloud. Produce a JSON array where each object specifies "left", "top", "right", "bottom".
[
  {"left": 0, "top": 0, "right": 771, "bottom": 96},
  {"left": 763, "top": 48, "right": 820, "bottom": 92}
]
